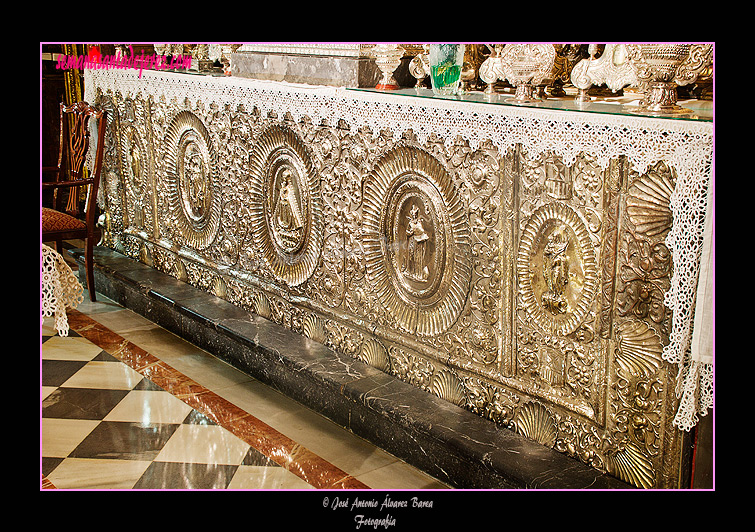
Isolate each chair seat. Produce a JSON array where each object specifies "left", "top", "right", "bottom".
[{"left": 42, "top": 207, "right": 87, "bottom": 233}]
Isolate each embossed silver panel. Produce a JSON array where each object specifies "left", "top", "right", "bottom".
[
  {"left": 164, "top": 110, "right": 221, "bottom": 250},
  {"left": 93, "top": 86, "right": 688, "bottom": 489},
  {"left": 248, "top": 124, "right": 323, "bottom": 286},
  {"left": 363, "top": 145, "right": 471, "bottom": 336}
]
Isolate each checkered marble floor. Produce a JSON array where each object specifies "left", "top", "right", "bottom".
[{"left": 41, "top": 292, "right": 450, "bottom": 490}]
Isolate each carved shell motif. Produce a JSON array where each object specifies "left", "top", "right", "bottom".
[
  {"left": 605, "top": 441, "right": 655, "bottom": 489},
  {"left": 212, "top": 276, "right": 227, "bottom": 299},
  {"left": 358, "top": 338, "right": 391, "bottom": 372},
  {"left": 250, "top": 292, "right": 272, "bottom": 319},
  {"left": 615, "top": 320, "right": 663, "bottom": 379},
  {"left": 626, "top": 162, "right": 675, "bottom": 237},
  {"left": 302, "top": 314, "right": 328, "bottom": 344},
  {"left": 430, "top": 369, "right": 467, "bottom": 407},
  {"left": 515, "top": 402, "right": 558, "bottom": 448}
]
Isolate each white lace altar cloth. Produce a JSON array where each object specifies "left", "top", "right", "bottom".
[
  {"left": 41, "top": 244, "right": 83, "bottom": 336},
  {"left": 85, "top": 68, "right": 714, "bottom": 430},
  {"left": 674, "top": 178, "right": 714, "bottom": 432}
]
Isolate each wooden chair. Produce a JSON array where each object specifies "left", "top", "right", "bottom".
[{"left": 42, "top": 101, "right": 107, "bottom": 301}]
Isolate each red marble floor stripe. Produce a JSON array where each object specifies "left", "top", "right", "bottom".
[
  {"left": 42, "top": 475, "right": 56, "bottom": 489},
  {"left": 65, "top": 308, "right": 369, "bottom": 490}
]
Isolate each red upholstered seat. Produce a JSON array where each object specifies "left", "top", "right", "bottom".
[{"left": 42, "top": 207, "right": 87, "bottom": 233}]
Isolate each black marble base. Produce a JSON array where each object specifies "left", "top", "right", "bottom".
[{"left": 74, "top": 246, "right": 633, "bottom": 490}]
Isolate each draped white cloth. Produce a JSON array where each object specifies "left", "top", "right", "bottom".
[
  {"left": 41, "top": 244, "right": 83, "bottom": 336},
  {"left": 84, "top": 68, "right": 714, "bottom": 429},
  {"left": 674, "top": 177, "right": 714, "bottom": 431}
]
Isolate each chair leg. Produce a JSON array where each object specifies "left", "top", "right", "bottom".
[{"left": 85, "top": 238, "right": 97, "bottom": 302}]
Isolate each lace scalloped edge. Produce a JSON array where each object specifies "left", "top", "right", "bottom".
[
  {"left": 84, "top": 68, "right": 714, "bottom": 426},
  {"left": 674, "top": 359, "right": 713, "bottom": 432},
  {"left": 41, "top": 245, "right": 83, "bottom": 336}
]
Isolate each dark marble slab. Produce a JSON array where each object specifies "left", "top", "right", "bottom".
[{"left": 74, "top": 246, "right": 634, "bottom": 490}]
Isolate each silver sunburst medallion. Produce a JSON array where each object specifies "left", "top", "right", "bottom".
[{"left": 248, "top": 124, "right": 323, "bottom": 287}]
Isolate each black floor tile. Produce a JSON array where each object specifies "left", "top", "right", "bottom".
[
  {"left": 183, "top": 410, "right": 218, "bottom": 426},
  {"left": 241, "top": 447, "right": 280, "bottom": 468},
  {"left": 41, "top": 359, "right": 89, "bottom": 387},
  {"left": 41, "top": 456, "right": 64, "bottom": 477},
  {"left": 42, "top": 387, "right": 130, "bottom": 420},
  {"left": 91, "top": 351, "right": 121, "bottom": 363},
  {"left": 133, "top": 461, "right": 239, "bottom": 489},
  {"left": 69, "top": 420, "right": 180, "bottom": 461}
]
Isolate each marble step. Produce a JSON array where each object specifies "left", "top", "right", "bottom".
[{"left": 74, "top": 246, "right": 633, "bottom": 490}]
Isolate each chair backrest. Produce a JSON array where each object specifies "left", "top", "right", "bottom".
[{"left": 47, "top": 101, "right": 107, "bottom": 220}]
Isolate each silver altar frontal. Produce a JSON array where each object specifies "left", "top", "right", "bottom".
[{"left": 84, "top": 55, "right": 713, "bottom": 489}]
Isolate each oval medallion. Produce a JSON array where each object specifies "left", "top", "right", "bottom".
[
  {"left": 267, "top": 147, "right": 309, "bottom": 255},
  {"left": 122, "top": 124, "right": 144, "bottom": 190},
  {"left": 120, "top": 122, "right": 148, "bottom": 229},
  {"left": 386, "top": 175, "right": 448, "bottom": 304},
  {"left": 363, "top": 145, "right": 470, "bottom": 336},
  {"left": 164, "top": 110, "right": 221, "bottom": 250},
  {"left": 517, "top": 203, "right": 598, "bottom": 336},
  {"left": 248, "top": 124, "right": 322, "bottom": 287}
]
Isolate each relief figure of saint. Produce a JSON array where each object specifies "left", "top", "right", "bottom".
[
  {"left": 184, "top": 143, "right": 206, "bottom": 218},
  {"left": 403, "top": 204, "right": 430, "bottom": 282},
  {"left": 273, "top": 168, "right": 305, "bottom": 249},
  {"left": 127, "top": 133, "right": 141, "bottom": 181},
  {"left": 541, "top": 225, "right": 570, "bottom": 315}
]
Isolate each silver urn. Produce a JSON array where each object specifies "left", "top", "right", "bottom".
[
  {"left": 627, "top": 43, "right": 713, "bottom": 115},
  {"left": 500, "top": 44, "right": 556, "bottom": 104}
]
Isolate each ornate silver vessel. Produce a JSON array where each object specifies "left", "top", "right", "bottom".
[
  {"left": 571, "top": 44, "right": 637, "bottom": 102},
  {"left": 409, "top": 45, "right": 430, "bottom": 87},
  {"left": 627, "top": 44, "right": 712, "bottom": 115},
  {"left": 500, "top": 44, "right": 556, "bottom": 104},
  {"left": 373, "top": 44, "right": 404, "bottom": 90},
  {"left": 478, "top": 44, "right": 505, "bottom": 95}
]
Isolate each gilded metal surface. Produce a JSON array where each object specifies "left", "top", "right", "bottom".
[
  {"left": 92, "top": 84, "right": 687, "bottom": 489},
  {"left": 362, "top": 145, "right": 471, "bottom": 336},
  {"left": 164, "top": 110, "right": 221, "bottom": 250},
  {"left": 247, "top": 124, "right": 323, "bottom": 286}
]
